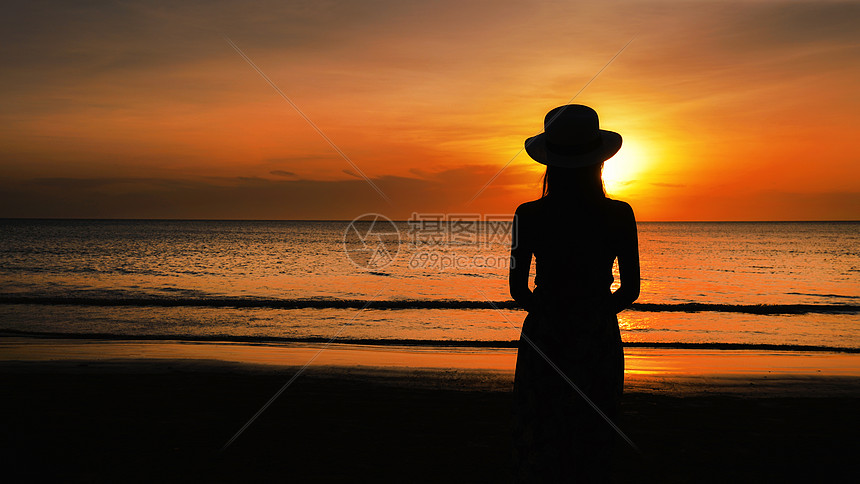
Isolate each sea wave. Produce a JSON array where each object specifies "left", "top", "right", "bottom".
[
  {"left": 1, "top": 328, "right": 857, "bottom": 353},
  {"left": 0, "top": 296, "right": 857, "bottom": 315}
]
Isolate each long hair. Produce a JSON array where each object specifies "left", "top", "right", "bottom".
[{"left": 541, "top": 163, "right": 606, "bottom": 200}]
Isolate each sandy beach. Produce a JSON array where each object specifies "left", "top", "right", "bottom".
[{"left": 3, "top": 337, "right": 859, "bottom": 483}]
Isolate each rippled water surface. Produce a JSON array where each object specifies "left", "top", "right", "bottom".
[{"left": 1, "top": 220, "right": 857, "bottom": 348}]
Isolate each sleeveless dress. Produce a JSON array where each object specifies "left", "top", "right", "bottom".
[{"left": 511, "top": 199, "right": 625, "bottom": 483}]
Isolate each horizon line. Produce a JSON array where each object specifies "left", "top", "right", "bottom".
[{"left": 1, "top": 217, "right": 858, "bottom": 223}]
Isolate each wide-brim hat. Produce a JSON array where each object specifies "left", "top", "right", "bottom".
[{"left": 525, "top": 104, "right": 622, "bottom": 167}]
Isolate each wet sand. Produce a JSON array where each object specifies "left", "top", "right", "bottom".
[{"left": 2, "top": 337, "right": 859, "bottom": 482}]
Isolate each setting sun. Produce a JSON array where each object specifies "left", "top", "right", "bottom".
[{"left": 603, "top": 138, "right": 648, "bottom": 197}]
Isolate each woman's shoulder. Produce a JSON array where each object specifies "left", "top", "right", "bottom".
[
  {"left": 514, "top": 198, "right": 544, "bottom": 216},
  {"left": 603, "top": 198, "right": 636, "bottom": 222},
  {"left": 605, "top": 198, "right": 632, "bottom": 209},
  {"left": 514, "top": 197, "right": 635, "bottom": 222}
]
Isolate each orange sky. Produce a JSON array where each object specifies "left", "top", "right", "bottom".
[{"left": 1, "top": 0, "right": 858, "bottom": 220}]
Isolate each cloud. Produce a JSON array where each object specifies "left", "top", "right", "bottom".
[
  {"left": 628, "top": 188, "right": 860, "bottom": 221},
  {"left": 0, "top": 163, "right": 536, "bottom": 219},
  {"left": 723, "top": 2, "right": 860, "bottom": 49},
  {"left": 269, "top": 170, "right": 296, "bottom": 177},
  {"left": 3, "top": 163, "right": 856, "bottom": 221}
]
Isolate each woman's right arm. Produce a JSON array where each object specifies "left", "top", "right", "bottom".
[
  {"left": 509, "top": 205, "right": 536, "bottom": 312},
  {"left": 610, "top": 202, "right": 640, "bottom": 314}
]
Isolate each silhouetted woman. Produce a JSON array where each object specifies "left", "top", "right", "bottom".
[{"left": 510, "top": 105, "right": 640, "bottom": 483}]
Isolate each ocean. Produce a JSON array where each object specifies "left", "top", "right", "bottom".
[{"left": 0, "top": 219, "right": 857, "bottom": 351}]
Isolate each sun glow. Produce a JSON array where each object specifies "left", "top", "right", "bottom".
[{"left": 603, "top": 139, "right": 647, "bottom": 197}]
